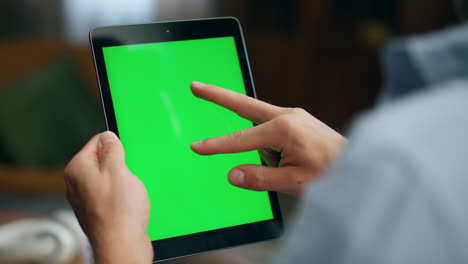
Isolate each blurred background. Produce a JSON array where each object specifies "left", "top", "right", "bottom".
[{"left": 0, "top": 0, "right": 457, "bottom": 263}]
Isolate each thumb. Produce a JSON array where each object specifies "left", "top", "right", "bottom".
[
  {"left": 98, "top": 131, "right": 126, "bottom": 171},
  {"left": 228, "top": 165, "right": 301, "bottom": 197}
]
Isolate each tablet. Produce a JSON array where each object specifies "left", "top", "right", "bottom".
[{"left": 90, "top": 17, "right": 283, "bottom": 262}]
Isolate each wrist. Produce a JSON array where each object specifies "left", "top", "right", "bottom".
[{"left": 91, "top": 229, "right": 153, "bottom": 264}]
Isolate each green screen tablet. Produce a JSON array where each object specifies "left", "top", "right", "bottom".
[{"left": 90, "top": 18, "right": 283, "bottom": 262}]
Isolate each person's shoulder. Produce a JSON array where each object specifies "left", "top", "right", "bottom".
[
  {"left": 351, "top": 80, "right": 468, "bottom": 150},
  {"left": 295, "top": 83, "right": 468, "bottom": 264},
  {"left": 334, "top": 80, "right": 468, "bottom": 191}
]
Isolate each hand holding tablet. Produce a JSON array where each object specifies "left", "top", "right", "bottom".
[
  {"left": 90, "top": 18, "right": 282, "bottom": 262},
  {"left": 60, "top": 16, "right": 354, "bottom": 264},
  {"left": 64, "top": 81, "right": 347, "bottom": 263},
  {"left": 65, "top": 132, "right": 153, "bottom": 264},
  {"left": 86, "top": 17, "right": 346, "bottom": 262}
]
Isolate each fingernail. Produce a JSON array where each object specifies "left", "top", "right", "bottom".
[
  {"left": 191, "top": 81, "right": 205, "bottom": 88},
  {"left": 100, "top": 131, "right": 116, "bottom": 146},
  {"left": 229, "top": 169, "right": 245, "bottom": 186},
  {"left": 191, "top": 141, "right": 204, "bottom": 147}
]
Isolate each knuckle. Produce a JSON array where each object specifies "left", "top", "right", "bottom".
[
  {"left": 273, "top": 115, "right": 304, "bottom": 148},
  {"left": 63, "top": 164, "right": 72, "bottom": 178},
  {"left": 274, "top": 115, "right": 296, "bottom": 132},
  {"left": 100, "top": 145, "right": 121, "bottom": 164},
  {"left": 248, "top": 168, "right": 268, "bottom": 191},
  {"left": 283, "top": 107, "right": 305, "bottom": 115},
  {"left": 64, "top": 172, "right": 78, "bottom": 189},
  {"left": 229, "top": 129, "right": 244, "bottom": 143},
  {"left": 63, "top": 162, "right": 77, "bottom": 184},
  {"left": 292, "top": 107, "right": 307, "bottom": 115},
  {"left": 282, "top": 107, "right": 295, "bottom": 114},
  {"left": 100, "top": 145, "right": 113, "bottom": 157}
]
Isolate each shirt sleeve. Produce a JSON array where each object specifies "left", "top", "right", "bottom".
[{"left": 273, "top": 117, "right": 455, "bottom": 264}]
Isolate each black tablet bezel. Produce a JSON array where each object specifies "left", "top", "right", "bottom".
[{"left": 90, "top": 17, "right": 283, "bottom": 262}]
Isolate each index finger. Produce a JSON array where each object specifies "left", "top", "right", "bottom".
[
  {"left": 190, "top": 82, "right": 284, "bottom": 123},
  {"left": 190, "top": 120, "right": 284, "bottom": 155}
]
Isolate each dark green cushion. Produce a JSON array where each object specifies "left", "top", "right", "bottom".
[{"left": 0, "top": 54, "right": 105, "bottom": 169}]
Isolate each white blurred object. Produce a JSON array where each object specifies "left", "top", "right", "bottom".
[
  {"left": 63, "top": 0, "right": 158, "bottom": 43},
  {"left": 54, "top": 210, "right": 93, "bottom": 264},
  {"left": 0, "top": 218, "right": 78, "bottom": 264}
]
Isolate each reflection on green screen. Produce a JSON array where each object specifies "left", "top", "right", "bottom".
[{"left": 102, "top": 37, "right": 273, "bottom": 241}]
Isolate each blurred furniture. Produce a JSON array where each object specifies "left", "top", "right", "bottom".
[
  {"left": 398, "top": 0, "right": 457, "bottom": 35},
  {"left": 0, "top": 0, "right": 63, "bottom": 40},
  {"left": 0, "top": 39, "right": 99, "bottom": 194}
]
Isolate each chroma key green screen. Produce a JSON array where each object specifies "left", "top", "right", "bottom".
[{"left": 102, "top": 36, "right": 274, "bottom": 241}]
